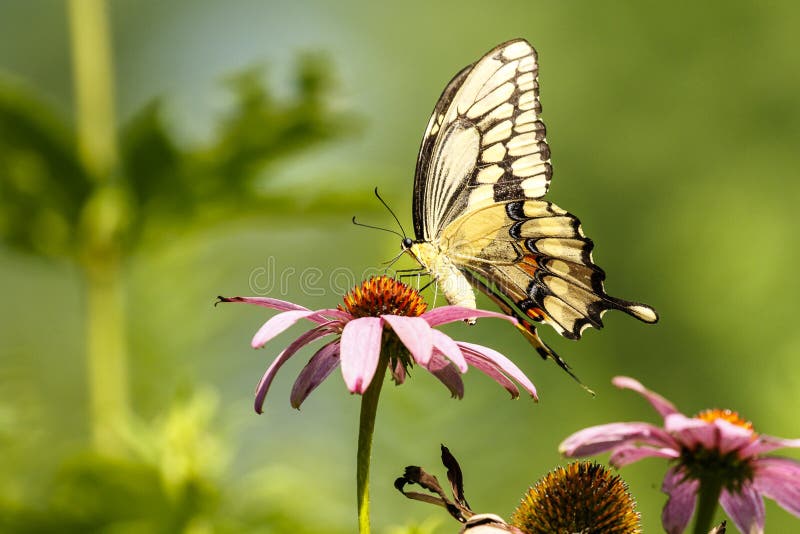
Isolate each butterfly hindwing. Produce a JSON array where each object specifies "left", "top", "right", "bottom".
[{"left": 441, "top": 200, "right": 657, "bottom": 341}]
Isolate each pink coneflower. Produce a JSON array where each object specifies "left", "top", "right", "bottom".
[
  {"left": 218, "top": 275, "right": 537, "bottom": 412},
  {"left": 559, "top": 376, "right": 800, "bottom": 534},
  {"left": 219, "top": 276, "right": 538, "bottom": 534}
]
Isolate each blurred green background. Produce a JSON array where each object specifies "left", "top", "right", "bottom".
[{"left": 1, "top": 1, "right": 799, "bottom": 532}]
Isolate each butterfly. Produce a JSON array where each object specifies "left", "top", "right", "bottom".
[{"left": 400, "top": 39, "right": 658, "bottom": 378}]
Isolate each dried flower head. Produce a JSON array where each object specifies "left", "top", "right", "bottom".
[{"left": 511, "top": 461, "right": 641, "bottom": 534}]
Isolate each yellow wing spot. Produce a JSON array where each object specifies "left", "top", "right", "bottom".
[
  {"left": 503, "top": 41, "right": 533, "bottom": 60},
  {"left": 517, "top": 72, "right": 536, "bottom": 92},
  {"left": 481, "top": 142, "right": 507, "bottom": 163},
  {"left": 467, "top": 82, "right": 515, "bottom": 119},
  {"left": 518, "top": 91, "right": 538, "bottom": 111},
  {"left": 476, "top": 164, "right": 504, "bottom": 184},
  {"left": 518, "top": 55, "right": 536, "bottom": 73},
  {"left": 483, "top": 120, "right": 513, "bottom": 145}
]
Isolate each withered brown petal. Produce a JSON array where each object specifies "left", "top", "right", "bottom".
[
  {"left": 395, "top": 464, "right": 470, "bottom": 522},
  {"left": 442, "top": 445, "right": 471, "bottom": 510}
]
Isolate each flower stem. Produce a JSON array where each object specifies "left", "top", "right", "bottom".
[
  {"left": 693, "top": 478, "right": 723, "bottom": 534},
  {"left": 356, "top": 355, "right": 389, "bottom": 534},
  {"left": 68, "top": 0, "right": 118, "bottom": 180},
  {"left": 68, "top": 0, "right": 129, "bottom": 454}
]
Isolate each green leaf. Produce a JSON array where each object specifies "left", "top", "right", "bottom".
[
  {"left": 0, "top": 80, "right": 91, "bottom": 258},
  {"left": 197, "top": 55, "right": 358, "bottom": 201},
  {"left": 117, "top": 56, "right": 361, "bottom": 242},
  {"left": 119, "top": 100, "right": 192, "bottom": 224}
]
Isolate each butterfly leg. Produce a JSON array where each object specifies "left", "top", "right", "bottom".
[
  {"left": 417, "top": 278, "right": 436, "bottom": 293},
  {"left": 398, "top": 272, "right": 430, "bottom": 293}
]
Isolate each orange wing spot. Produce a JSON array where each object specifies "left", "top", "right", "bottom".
[
  {"left": 518, "top": 254, "right": 539, "bottom": 277},
  {"left": 525, "top": 307, "right": 547, "bottom": 322}
]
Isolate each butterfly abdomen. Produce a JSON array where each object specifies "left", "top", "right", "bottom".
[{"left": 408, "top": 242, "right": 477, "bottom": 312}]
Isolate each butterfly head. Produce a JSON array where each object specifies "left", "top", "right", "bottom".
[
  {"left": 400, "top": 237, "right": 424, "bottom": 265},
  {"left": 401, "top": 239, "right": 430, "bottom": 271}
]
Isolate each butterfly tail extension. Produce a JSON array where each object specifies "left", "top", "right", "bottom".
[
  {"left": 462, "top": 269, "right": 595, "bottom": 394},
  {"left": 604, "top": 295, "right": 659, "bottom": 324},
  {"left": 516, "top": 321, "right": 595, "bottom": 396}
]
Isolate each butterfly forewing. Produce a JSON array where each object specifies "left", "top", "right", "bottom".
[{"left": 413, "top": 39, "right": 551, "bottom": 241}]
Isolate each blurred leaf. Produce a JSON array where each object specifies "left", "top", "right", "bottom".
[
  {"left": 0, "top": 80, "right": 91, "bottom": 258},
  {"left": 0, "top": 388, "right": 346, "bottom": 534},
  {"left": 118, "top": 55, "right": 361, "bottom": 245},
  {"left": 204, "top": 54, "right": 353, "bottom": 192},
  {"left": 119, "top": 100, "right": 189, "bottom": 221},
  {"left": 0, "top": 54, "right": 360, "bottom": 259},
  {"left": 0, "top": 454, "right": 171, "bottom": 533}
]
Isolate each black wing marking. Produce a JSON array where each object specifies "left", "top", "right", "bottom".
[{"left": 412, "top": 65, "right": 472, "bottom": 240}]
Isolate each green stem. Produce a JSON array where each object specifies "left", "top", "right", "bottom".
[
  {"left": 68, "top": 0, "right": 118, "bottom": 180},
  {"left": 84, "top": 253, "right": 129, "bottom": 454},
  {"left": 692, "top": 478, "right": 723, "bottom": 534},
  {"left": 68, "top": 0, "right": 129, "bottom": 454},
  {"left": 356, "top": 355, "right": 389, "bottom": 534}
]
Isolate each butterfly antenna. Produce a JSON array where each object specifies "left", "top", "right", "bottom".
[
  {"left": 352, "top": 216, "right": 404, "bottom": 239},
  {"left": 374, "top": 187, "right": 408, "bottom": 239}
]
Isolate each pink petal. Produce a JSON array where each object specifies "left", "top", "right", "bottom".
[
  {"left": 457, "top": 342, "right": 537, "bottom": 400},
  {"left": 460, "top": 351, "right": 520, "bottom": 398},
  {"left": 609, "top": 444, "right": 680, "bottom": 468},
  {"left": 217, "top": 295, "right": 310, "bottom": 312},
  {"left": 753, "top": 457, "right": 800, "bottom": 516},
  {"left": 311, "top": 308, "right": 354, "bottom": 323},
  {"left": 667, "top": 414, "right": 758, "bottom": 454},
  {"left": 382, "top": 315, "right": 433, "bottom": 365},
  {"left": 715, "top": 419, "right": 758, "bottom": 454},
  {"left": 665, "top": 413, "right": 719, "bottom": 450},
  {"left": 254, "top": 324, "right": 332, "bottom": 413},
  {"left": 661, "top": 466, "right": 698, "bottom": 534},
  {"left": 612, "top": 376, "right": 679, "bottom": 418},
  {"left": 423, "top": 351, "right": 464, "bottom": 399},
  {"left": 664, "top": 415, "right": 755, "bottom": 454},
  {"left": 431, "top": 330, "right": 467, "bottom": 372},
  {"left": 560, "top": 422, "right": 677, "bottom": 457},
  {"left": 719, "top": 484, "right": 765, "bottom": 534},
  {"left": 340, "top": 317, "right": 383, "bottom": 394},
  {"left": 739, "top": 434, "right": 800, "bottom": 457},
  {"left": 421, "top": 306, "right": 518, "bottom": 327},
  {"left": 217, "top": 296, "right": 349, "bottom": 325},
  {"left": 251, "top": 310, "right": 328, "bottom": 348},
  {"left": 290, "top": 340, "right": 340, "bottom": 409}
]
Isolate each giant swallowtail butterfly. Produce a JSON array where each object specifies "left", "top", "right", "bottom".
[{"left": 401, "top": 39, "right": 658, "bottom": 377}]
